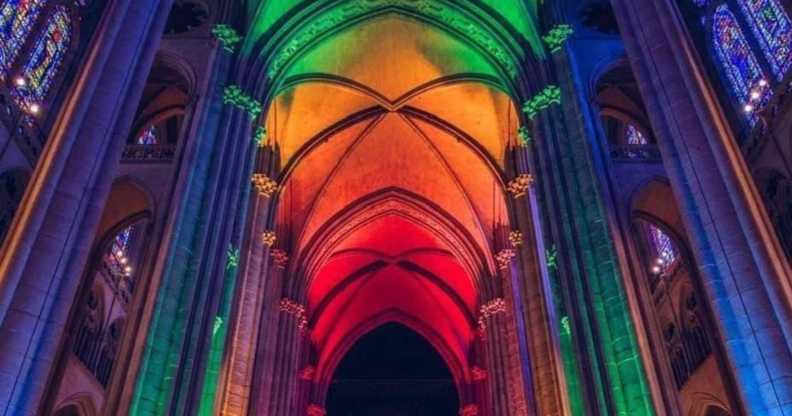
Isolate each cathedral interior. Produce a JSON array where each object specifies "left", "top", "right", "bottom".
[{"left": 0, "top": 0, "right": 791, "bottom": 415}]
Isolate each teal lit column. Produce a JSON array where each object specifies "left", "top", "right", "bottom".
[
  {"left": 526, "top": 60, "right": 656, "bottom": 415},
  {"left": 128, "top": 48, "right": 259, "bottom": 414}
]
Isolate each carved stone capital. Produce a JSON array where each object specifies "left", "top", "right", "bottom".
[
  {"left": 251, "top": 173, "right": 278, "bottom": 198},
  {"left": 506, "top": 174, "right": 534, "bottom": 198}
]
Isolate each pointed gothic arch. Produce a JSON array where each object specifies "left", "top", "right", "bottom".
[
  {"left": 628, "top": 180, "right": 738, "bottom": 413},
  {"left": 41, "top": 178, "right": 155, "bottom": 414}
]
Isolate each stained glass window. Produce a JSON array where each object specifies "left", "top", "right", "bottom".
[
  {"left": 14, "top": 6, "right": 71, "bottom": 109},
  {"left": 137, "top": 125, "right": 158, "bottom": 145},
  {"left": 625, "top": 124, "right": 649, "bottom": 145},
  {"left": 713, "top": 4, "right": 770, "bottom": 122},
  {"left": 0, "top": 0, "right": 47, "bottom": 78},
  {"left": 637, "top": 219, "right": 680, "bottom": 277},
  {"left": 738, "top": 0, "right": 792, "bottom": 78},
  {"left": 105, "top": 226, "right": 133, "bottom": 279}
]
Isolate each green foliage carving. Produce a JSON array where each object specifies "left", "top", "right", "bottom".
[
  {"left": 226, "top": 244, "right": 240, "bottom": 270},
  {"left": 560, "top": 316, "right": 571, "bottom": 335},
  {"left": 223, "top": 85, "right": 262, "bottom": 118},
  {"left": 522, "top": 85, "right": 562, "bottom": 119},
  {"left": 542, "top": 24, "right": 574, "bottom": 54},
  {"left": 212, "top": 24, "right": 243, "bottom": 52},
  {"left": 546, "top": 245, "right": 558, "bottom": 271},
  {"left": 518, "top": 126, "right": 532, "bottom": 147},
  {"left": 213, "top": 316, "right": 224, "bottom": 336},
  {"left": 254, "top": 126, "right": 267, "bottom": 146}
]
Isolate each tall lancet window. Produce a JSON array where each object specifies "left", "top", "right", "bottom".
[
  {"left": 635, "top": 219, "right": 681, "bottom": 288},
  {"left": 737, "top": 0, "right": 792, "bottom": 78},
  {"left": 713, "top": 4, "right": 770, "bottom": 122},
  {"left": 0, "top": 0, "right": 47, "bottom": 77},
  {"left": 14, "top": 5, "right": 71, "bottom": 110}
]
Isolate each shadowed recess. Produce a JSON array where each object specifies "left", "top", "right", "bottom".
[{"left": 326, "top": 322, "right": 459, "bottom": 416}]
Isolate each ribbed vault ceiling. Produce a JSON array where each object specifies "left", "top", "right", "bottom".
[{"left": 266, "top": 11, "right": 519, "bottom": 387}]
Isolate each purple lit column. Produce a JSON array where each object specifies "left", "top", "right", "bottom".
[
  {"left": 0, "top": 0, "right": 173, "bottom": 414},
  {"left": 612, "top": 0, "right": 792, "bottom": 413}
]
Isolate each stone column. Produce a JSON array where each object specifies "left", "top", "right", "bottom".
[
  {"left": 0, "top": 0, "right": 173, "bottom": 414},
  {"left": 478, "top": 297, "right": 530, "bottom": 416},
  {"left": 248, "top": 296, "right": 305, "bottom": 416},
  {"left": 612, "top": 0, "right": 792, "bottom": 413},
  {"left": 219, "top": 147, "right": 279, "bottom": 415},
  {"left": 126, "top": 59, "right": 260, "bottom": 413},
  {"left": 528, "top": 55, "right": 657, "bottom": 413},
  {"left": 509, "top": 148, "right": 570, "bottom": 416}
]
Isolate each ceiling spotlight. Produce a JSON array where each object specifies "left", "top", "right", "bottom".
[
  {"left": 651, "top": 265, "right": 661, "bottom": 274},
  {"left": 29, "top": 104, "right": 40, "bottom": 114},
  {"left": 120, "top": 257, "right": 128, "bottom": 264},
  {"left": 759, "top": 79, "right": 768, "bottom": 87},
  {"left": 124, "top": 266, "right": 132, "bottom": 273},
  {"left": 750, "top": 90, "right": 760, "bottom": 100},
  {"left": 14, "top": 77, "right": 25, "bottom": 87},
  {"left": 743, "top": 104, "right": 754, "bottom": 113}
]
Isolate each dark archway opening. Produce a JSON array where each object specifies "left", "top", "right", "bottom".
[{"left": 326, "top": 322, "right": 459, "bottom": 416}]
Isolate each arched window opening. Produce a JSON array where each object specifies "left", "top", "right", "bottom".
[
  {"left": 0, "top": 0, "right": 47, "bottom": 77},
  {"left": 122, "top": 61, "right": 190, "bottom": 162},
  {"left": 596, "top": 64, "right": 661, "bottom": 162},
  {"left": 136, "top": 124, "right": 158, "bottom": 145},
  {"left": 13, "top": 5, "right": 72, "bottom": 112},
  {"left": 0, "top": 169, "right": 30, "bottom": 245},
  {"left": 737, "top": 0, "right": 792, "bottom": 78},
  {"left": 123, "top": 115, "right": 182, "bottom": 162},
  {"left": 712, "top": 4, "right": 771, "bottom": 123},
  {"left": 71, "top": 220, "right": 147, "bottom": 386},
  {"left": 635, "top": 219, "right": 681, "bottom": 289},
  {"left": 327, "top": 323, "right": 459, "bottom": 415},
  {"left": 631, "top": 184, "right": 734, "bottom": 406}
]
